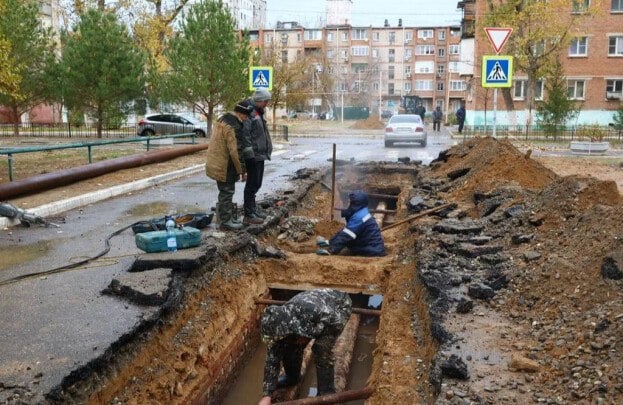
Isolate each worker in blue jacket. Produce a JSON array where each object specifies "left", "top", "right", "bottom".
[{"left": 316, "top": 190, "right": 386, "bottom": 257}]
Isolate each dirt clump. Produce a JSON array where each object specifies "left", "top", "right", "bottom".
[{"left": 350, "top": 116, "right": 385, "bottom": 130}]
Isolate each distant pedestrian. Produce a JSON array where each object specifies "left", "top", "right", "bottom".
[
  {"left": 244, "top": 89, "right": 273, "bottom": 225},
  {"left": 205, "top": 100, "right": 254, "bottom": 230},
  {"left": 432, "top": 106, "right": 443, "bottom": 132},
  {"left": 456, "top": 103, "right": 466, "bottom": 134},
  {"left": 415, "top": 104, "right": 426, "bottom": 123}
]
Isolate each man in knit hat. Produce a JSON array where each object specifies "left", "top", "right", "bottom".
[
  {"left": 205, "top": 99, "right": 254, "bottom": 230},
  {"left": 244, "top": 88, "right": 273, "bottom": 225}
]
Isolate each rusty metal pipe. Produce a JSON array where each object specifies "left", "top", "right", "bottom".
[
  {"left": 0, "top": 144, "right": 208, "bottom": 201},
  {"left": 255, "top": 299, "right": 381, "bottom": 317},
  {"left": 275, "top": 386, "right": 374, "bottom": 405}
]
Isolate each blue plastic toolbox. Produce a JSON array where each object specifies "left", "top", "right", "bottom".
[{"left": 135, "top": 226, "right": 202, "bottom": 253}]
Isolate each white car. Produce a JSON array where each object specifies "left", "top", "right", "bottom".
[
  {"left": 384, "top": 114, "right": 427, "bottom": 147},
  {"left": 137, "top": 113, "right": 209, "bottom": 137}
]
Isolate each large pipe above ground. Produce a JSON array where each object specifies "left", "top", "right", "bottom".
[{"left": 0, "top": 144, "right": 208, "bottom": 200}]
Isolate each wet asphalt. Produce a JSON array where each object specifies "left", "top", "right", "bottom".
[{"left": 0, "top": 128, "right": 454, "bottom": 401}]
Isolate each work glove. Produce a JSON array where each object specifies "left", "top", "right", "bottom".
[
  {"left": 316, "top": 237, "right": 329, "bottom": 248},
  {"left": 316, "top": 249, "right": 330, "bottom": 256}
]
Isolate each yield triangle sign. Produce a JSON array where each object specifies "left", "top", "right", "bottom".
[{"left": 485, "top": 27, "right": 513, "bottom": 54}]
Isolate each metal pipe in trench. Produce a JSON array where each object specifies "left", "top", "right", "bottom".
[
  {"left": 0, "top": 144, "right": 208, "bottom": 200},
  {"left": 255, "top": 299, "right": 381, "bottom": 317},
  {"left": 275, "top": 386, "right": 374, "bottom": 405}
]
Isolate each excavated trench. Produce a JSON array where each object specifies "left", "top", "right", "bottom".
[{"left": 49, "top": 162, "right": 443, "bottom": 405}]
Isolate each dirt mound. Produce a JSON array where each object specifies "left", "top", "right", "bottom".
[
  {"left": 432, "top": 137, "right": 558, "bottom": 203},
  {"left": 350, "top": 116, "right": 385, "bottom": 130}
]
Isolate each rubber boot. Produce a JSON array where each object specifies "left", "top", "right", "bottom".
[
  {"left": 231, "top": 202, "right": 242, "bottom": 225},
  {"left": 316, "top": 366, "right": 336, "bottom": 396},
  {"left": 220, "top": 203, "right": 242, "bottom": 230}
]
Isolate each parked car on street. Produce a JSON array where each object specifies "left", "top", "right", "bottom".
[
  {"left": 384, "top": 114, "right": 427, "bottom": 147},
  {"left": 137, "top": 113, "right": 209, "bottom": 137}
]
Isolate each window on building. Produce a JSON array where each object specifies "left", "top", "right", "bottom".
[
  {"left": 388, "top": 83, "right": 395, "bottom": 95},
  {"left": 353, "top": 29, "right": 368, "bottom": 40},
  {"left": 437, "top": 64, "right": 445, "bottom": 75},
  {"left": 418, "top": 29, "right": 433, "bottom": 39},
  {"left": 415, "top": 80, "right": 434, "bottom": 91},
  {"left": 327, "top": 49, "right": 335, "bottom": 59},
  {"left": 264, "top": 33, "right": 272, "bottom": 43},
  {"left": 416, "top": 45, "right": 435, "bottom": 55},
  {"left": 513, "top": 80, "right": 526, "bottom": 99},
  {"left": 613, "top": 0, "right": 623, "bottom": 11},
  {"left": 449, "top": 45, "right": 460, "bottom": 54},
  {"left": 405, "top": 31, "right": 413, "bottom": 43},
  {"left": 389, "top": 31, "right": 396, "bottom": 44},
  {"left": 438, "top": 47, "right": 446, "bottom": 58},
  {"left": 569, "top": 37, "right": 588, "bottom": 56},
  {"left": 609, "top": 36, "right": 623, "bottom": 56},
  {"left": 388, "top": 65, "right": 395, "bottom": 80},
  {"left": 567, "top": 79, "right": 586, "bottom": 99},
  {"left": 436, "top": 100, "right": 444, "bottom": 109},
  {"left": 405, "top": 82, "right": 412, "bottom": 92},
  {"left": 606, "top": 79, "right": 623, "bottom": 99},
  {"left": 341, "top": 66, "right": 348, "bottom": 74},
  {"left": 372, "top": 48, "right": 379, "bottom": 58},
  {"left": 297, "top": 33, "right": 302, "bottom": 42},
  {"left": 438, "top": 30, "right": 446, "bottom": 41},
  {"left": 373, "top": 82, "right": 379, "bottom": 91},
  {"left": 437, "top": 82, "right": 444, "bottom": 91},
  {"left": 281, "top": 50, "right": 288, "bottom": 63},
  {"left": 305, "top": 30, "right": 322, "bottom": 40},
  {"left": 339, "top": 82, "right": 348, "bottom": 91},
  {"left": 404, "top": 49, "right": 413, "bottom": 60},
  {"left": 351, "top": 46, "right": 370, "bottom": 56},
  {"left": 341, "top": 49, "right": 348, "bottom": 59},
  {"left": 415, "top": 61, "right": 434, "bottom": 73},
  {"left": 572, "top": 0, "right": 590, "bottom": 13},
  {"left": 249, "top": 33, "right": 259, "bottom": 41},
  {"left": 327, "top": 32, "right": 334, "bottom": 42},
  {"left": 341, "top": 31, "right": 348, "bottom": 41},
  {"left": 373, "top": 32, "right": 380, "bottom": 42},
  {"left": 449, "top": 62, "right": 459, "bottom": 72},
  {"left": 450, "top": 80, "right": 466, "bottom": 91},
  {"left": 405, "top": 66, "right": 412, "bottom": 77},
  {"left": 535, "top": 80, "right": 544, "bottom": 100},
  {"left": 389, "top": 49, "right": 395, "bottom": 62}
]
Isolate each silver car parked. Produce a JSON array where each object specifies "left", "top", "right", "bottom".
[
  {"left": 384, "top": 114, "right": 427, "bottom": 147},
  {"left": 137, "top": 113, "right": 209, "bottom": 137}
]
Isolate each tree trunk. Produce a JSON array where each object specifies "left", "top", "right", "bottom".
[
  {"left": 96, "top": 107, "right": 103, "bottom": 138},
  {"left": 11, "top": 105, "right": 19, "bottom": 137}
]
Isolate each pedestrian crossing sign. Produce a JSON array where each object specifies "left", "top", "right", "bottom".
[
  {"left": 482, "top": 56, "right": 513, "bottom": 88},
  {"left": 249, "top": 66, "right": 273, "bottom": 91}
]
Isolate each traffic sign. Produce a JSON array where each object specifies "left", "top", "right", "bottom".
[
  {"left": 482, "top": 56, "right": 513, "bottom": 88},
  {"left": 249, "top": 66, "right": 273, "bottom": 91},
  {"left": 485, "top": 27, "right": 513, "bottom": 54}
]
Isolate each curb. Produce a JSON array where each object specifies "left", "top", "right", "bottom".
[{"left": 1, "top": 164, "right": 205, "bottom": 230}]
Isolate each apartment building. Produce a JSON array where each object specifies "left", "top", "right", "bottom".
[
  {"left": 218, "top": 0, "right": 267, "bottom": 30},
  {"left": 457, "top": 0, "right": 623, "bottom": 127},
  {"left": 247, "top": 21, "right": 464, "bottom": 119}
]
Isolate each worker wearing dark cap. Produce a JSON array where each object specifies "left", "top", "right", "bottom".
[
  {"left": 317, "top": 190, "right": 387, "bottom": 256},
  {"left": 205, "top": 100, "right": 254, "bottom": 230},
  {"left": 244, "top": 88, "right": 273, "bottom": 225},
  {"left": 258, "top": 289, "right": 352, "bottom": 405}
]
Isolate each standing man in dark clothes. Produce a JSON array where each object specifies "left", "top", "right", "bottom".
[
  {"left": 244, "top": 88, "right": 273, "bottom": 225},
  {"left": 415, "top": 103, "right": 426, "bottom": 123},
  {"left": 258, "top": 289, "right": 352, "bottom": 405},
  {"left": 432, "top": 106, "right": 443, "bottom": 132},
  {"left": 456, "top": 103, "right": 466, "bottom": 133}
]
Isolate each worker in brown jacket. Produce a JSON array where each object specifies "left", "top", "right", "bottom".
[{"left": 205, "top": 100, "right": 254, "bottom": 230}]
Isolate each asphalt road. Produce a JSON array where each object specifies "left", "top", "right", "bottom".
[{"left": 0, "top": 129, "right": 455, "bottom": 402}]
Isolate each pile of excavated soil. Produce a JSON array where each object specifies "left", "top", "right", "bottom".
[
  {"left": 430, "top": 137, "right": 558, "bottom": 204},
  {"left": 350, "top": 116, "right": 385, "bottom": 130},
  {"left": 417, "top": 137, "right": 623, "bottom": 403}
]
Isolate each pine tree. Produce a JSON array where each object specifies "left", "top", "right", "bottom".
[{"left": 536, "top": 60, "right": 578, "bottom": 137}]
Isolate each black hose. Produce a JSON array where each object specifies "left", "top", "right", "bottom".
[{"left": 0, "top": 222, "right": 138, "bottom": 287}]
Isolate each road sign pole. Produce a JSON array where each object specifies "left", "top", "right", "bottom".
[{"left": 493, "top": 88, "right": 498, "bottom": 138}]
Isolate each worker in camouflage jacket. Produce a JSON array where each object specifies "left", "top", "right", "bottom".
[
  {"left": 316, "top": 190, "right": 386, "bottom": 257},
  {"left": 258, "top": 289, "right": 352, "bottom": 405}
]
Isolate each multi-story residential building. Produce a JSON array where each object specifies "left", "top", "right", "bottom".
[
  {"left": 457, "top": 0, "right": 623, "bottom": 128},
  {"left": 219, "top": 0, "right": 266, "bottom": 30},
  {"left": 247, "top": 20, "right": 464, "bottom": 120}
]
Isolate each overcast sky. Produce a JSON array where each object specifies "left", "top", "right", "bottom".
[{"left": 266, "top": 0, "right": 463, "bottom": 28}]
